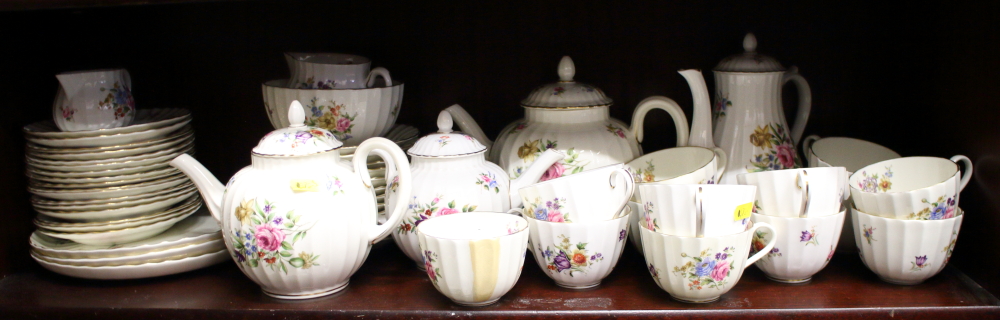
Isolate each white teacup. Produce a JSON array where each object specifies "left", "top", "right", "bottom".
[
  {"left": 285, "top": 53, "right": 391, "bottom": 89},
  {"left": 635, "top": 184, "right": 756, "bottom": 237},
  {"left": 53, "top": 69, "right": 136, "bottom": 132},
  {"left": 519, "top": 163, "right": 635, "bottom": 223},
  {"left": 737, "top": 167, "right": 848, "bottom": 218},
  {"left": 416, "top": 212, "right": 529, "bottom": 306},
  {"left": 640, "top": 221, "right": 776, "bottom": 303},
  {"left": 750, "top": 209, "right": 846, "bottom": 283},
  {"left": 852, "top": 206, "right": 963, "bottom": 285},
  {"left": 849, "top": 156, "right": 972, "bottom": 220},
  {"left": 627, "top": 146, "right": 726, "bottom": 185},
  {"left": 802, "top": 135, "right": 900, "bottom": 173},
  {"left": 520, "top": 205, "right": 630, "bottom": 289}
]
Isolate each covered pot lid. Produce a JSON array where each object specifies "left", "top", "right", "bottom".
[
  {"left": 253, "top": 100, "right": 343, "bottom": 156},
  {"left": 408, "top": 110, "right": 487, "bottom": 157},
  {"left": 521, "top": 56, "right": 613, "bottom": 108},
  {"left": 714, "top": 33, "right": 785, "bottom": 72}
]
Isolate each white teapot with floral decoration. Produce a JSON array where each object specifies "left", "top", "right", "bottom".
[
  {"left": 447, "top": 56, "right": 690, "bottom": 180},
  {"left": 386, "top": 109, "right": 564, "bottom": 268},
  {"left": 169, "top": 101, "right": 412, "bottom": 300}
]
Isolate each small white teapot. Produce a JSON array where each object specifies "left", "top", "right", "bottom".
[
  {"left": 386, "top": 108, "right": 564, "bottom": 268},
  {"left": 169, "top": 101, "right": 412, "bottom": 299}
]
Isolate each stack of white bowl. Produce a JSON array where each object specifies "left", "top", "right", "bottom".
[
  {"left": 848, "top": 156, "right": 972, "bottom": 285},
  {"left": 24, "top": 108, "right": 227, "bottom": 278}
]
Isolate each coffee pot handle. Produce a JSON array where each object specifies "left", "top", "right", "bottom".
[
  {"left": 744, "top": 222, "right": 777, "bottom": 269},
  {"left": 782, "top": 67, "right": 812, "bottom": 145},
  {"left": 951, "top": 155, "right": 973, "bottom": 192},
  {"left": 366, "top": 67, "right": 392, "bottom": 88},
  {"left": 631, "top": 96, "right": 689, "bottom": 147},
  {"left": 354, "top": 137, "right": 411, "bottom": 244}
]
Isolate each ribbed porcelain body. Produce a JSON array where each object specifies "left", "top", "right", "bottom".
[
  {"left": 751, "top": 210, "right": 845, "bottom": 283},
  {"left": 852, "top": 207, "right": 963, "bottom": 285},
  {"left": 526, "top": 212, "right": 630, "bottom": 289},
  {"left": 713, "top": 72, "right": 800, "bottom": 184},
  {"left": 389, "top": 154, "right": 511, "bottom": 266},
  {"left": 491, "top": 106, "right": 640, "bottom": 179},
  {"left": 219, "top": 151, "right": 378, "bottom": 298}
]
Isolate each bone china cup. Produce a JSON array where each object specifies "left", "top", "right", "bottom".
[
  {"left": 640, "top": 221, "right": 776, "bottom": 303},
  {"left": 519, "top": 163, "right": 635, "bottom": 223},
  {"left": 416, "top": 212, "right": 529, "bottom": 306},
  {"left": 635, "top": 184, "right": 757, "bottom": 238},
  {"left": 852, "top": 206, "right": 962, "bottom": 285},
  {"left": 285, "top": 53, "right": 391, "bottom": 89},
  {"left": 737, "top": 167, "right": 848, "bottom": 218},
  {"left": 627, "top": 146, "right": 727, "bottom": 185},
  {"left": 521, "top": 205, "right": 630, "bottom": 289},
  {"left": 54, "top": 69, "right": 136, "bottom": 132},
  {"left": 750, "top": 209, "right": 846, "bottom": 283},
  {"left": 849, "top": 156, "right": 972, "bottom": 220},
  {"left": 802, "top": 136, "right": 901, "bottom": 173}
]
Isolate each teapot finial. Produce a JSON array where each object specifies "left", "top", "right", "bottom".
[
  {"left": 743, "top": 33, "right": 757, "bottom": 52},
  {"left": 288, "top": 100, "right": 305, "bottom": 128},
  {"left": 558, "top": 56, "right": 575, "bottom": 81},
  {"left": 437, "top": 110, "right": 454, "bottom": 133}
]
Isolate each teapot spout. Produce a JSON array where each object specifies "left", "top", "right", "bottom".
[
  {"left": 170, "top": 154, "right": 225, "bottom": 222},
  {"left": 678, "top": 69, "right": 716, "bottom": 149},
  {"left": 444, "top": 104, "right": 493, "bottom": 149},
  {"left": 508, "top": 149, "right": 565, "bottom": 208}
]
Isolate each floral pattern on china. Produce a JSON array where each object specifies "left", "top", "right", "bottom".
[
  {"left": 514, "top": 139, "right": 588, "bottom": 181},
  {"left": 857, "top": 166, "right": 893, "bottom": 193},
  {"left": 747, "top": 123, "right": 798, "bottom": 172},
  {"left": 304, "top": 97, "right": 357, "bottom": 141},
  {"left": 396, "top": 196, "right": 477, "bottom": 234},
  {"left": 642, "top": 202, "right": 660, "bottom": 231},
  {"left": 800, "top": 227, "right": 819, "bottom": 246},
  {"left": 910, "top": 255, "right": 930, "bottom": 272},
  {"left": 538, "top": 235, "right": 603, "bottom": 277},
  {"left": 525, "top": 196, "right": 572, "bottom": 223},
  {"left": 672, "top": 247, "right": 736, "bottom": 290},
  {"left": 267, "top": 128, "right": 338, "bottom": 150},
  {"left": 98, "top": 81, "right": 135, "bottom": 120},
  {"left": 231, "top": 198, "right": 319, "bottom": 273},
  {"left": 907, "top": 195, "right": 957, "bottom": 220},
  {"left": 751, "top": 229, "right": 781, "bottom": 259},
  {"left": 476, "top": 172, "right": 500, "bottom": 194},
  {"left": 423, "top": 250, "right": 443, "bottom": 284}
]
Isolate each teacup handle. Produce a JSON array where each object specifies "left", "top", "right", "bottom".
[
  {"left": 354, "top": 137, "right": 411, "bottom": 244},
  {"left": 744, "top": 222, "right": 777, "bottom": 269},
  {"left": 695, "top": 187, "right": 705, "bottom": 237},
  {"left": 796, "top": 170, "right": 811, "bottom": 218},
  {"left": 609, "top": 167, "right": 636, "bottom": 220},
  {"left": 801, "top": 135, "right": 820, "bottom": 164},
  {"left": 366, "top": 67, "right": 392, "bottom": 88},
  {"left": 951, "top": 155, "right": 973, "bottom": 191},
  {"left": 711, "top": 147, "right": 728, "bottom": 184}
]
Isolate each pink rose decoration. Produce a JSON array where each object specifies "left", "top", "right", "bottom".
[
  {"left": 434, "top": 207, "right": 459, "bottom": 217},
  {"left": 540, "top": 163, "right": 566, "bottom": 182},
  {"left": 425, "top": 261, "right": 436, "bottom": 280},
  {"left": 944, "top": 206, "right": 956, "bottom": 219},
  {"left": 336, "top": 117, "right": 351, "bottom": 132},
  {"left": 254, "top": 224, "right": 286, "bottom": 252},
  {"left": 711, "top": 261, "right": 730, "bottom": 282},
  {"left": 776, "top": 144, "right": 795, "bottom": 168},
  {"left": 547, "top": 211, "right": 565, "bottom": 222},
  {"left": 645, "top": 215, "right": 656, "bottom": 230}
]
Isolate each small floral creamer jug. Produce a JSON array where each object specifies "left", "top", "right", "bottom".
[
  {"left": 169, "top": 100, "right": 412, "bottom": 299},
  {"left": 386, "top": 109, "right": 563, "bottom": 269},
  {"left": 53, "top": 69, "right": 136, "bottom": 131}
]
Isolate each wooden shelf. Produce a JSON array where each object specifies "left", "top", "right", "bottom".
[{"left": 1, "top": 241, "right": 997, "bottom": 319}]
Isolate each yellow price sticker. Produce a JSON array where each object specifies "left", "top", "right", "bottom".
[
  {"left": 290, "top": 179, "right": 319, "bottom": 192},
  {"left": 734, "top": 202, "right": 753, "bottom": 221}
]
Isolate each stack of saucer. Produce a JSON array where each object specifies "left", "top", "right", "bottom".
[
  {"left": 344, "top": 124, "right": 418, "bottom": 216},
  {"left": 24, "top": 108, "right": 201, "bottom": 248},
  {"left": 29, "top": 209, "right": 228, "bottom": 280}
]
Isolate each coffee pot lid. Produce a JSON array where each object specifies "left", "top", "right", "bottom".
[
  {"left": 407, "top": 110, "right": 487, "bottom": 157},
  {"left": 521, "top": 56, "right": 613, "bottom": 108},
  {"left": 252, "top": 100, "right": 343, "bottom": 156},
  {"left": 715, "top": 33, "right": 786, "bottom": 72}
]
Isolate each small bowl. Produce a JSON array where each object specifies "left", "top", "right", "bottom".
[
  {"left": 262, "top": 79, "right": 404, "bottom": 146},
  {"left": 852, "top": 206, "right": 963, "bottom": 285},
  {"left": 849, "top": 156, "right": 972, "bottom": 220}
]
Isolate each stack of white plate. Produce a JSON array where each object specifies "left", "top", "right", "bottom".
[
  {"left": 24, "top": 108, "right": 201, "bottom": 248},
  {"left": 30, "top": 210, "right": 228, "bottom": 280},
  {"left": 344, "top": 124, "right": 419, "bottom": 215}
]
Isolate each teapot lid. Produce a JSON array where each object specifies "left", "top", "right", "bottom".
[
  {"left": 252, "top": 100, "right": 343, "bottom": 156},
  {"left": 407, "top": 110, "right": 487, "bottom": 157},
  {"left": 714, "top": 33, "right": 786, "bottom": 72},
  {"left": 520, "top": 56, "right": 613, "bottom": 108}
]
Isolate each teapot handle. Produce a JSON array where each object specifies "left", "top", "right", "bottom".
[
  {"left": 354, "top": 137, "right": 411, "bottom": 245},
  {"left": 744, "top": 222, "right": 777, "bottom": 269},
  {"left": 782, "top": 67, "right": 812, "bottom": 145},
  {"left": 631, "top": 96, "right": 689, "bottom": 147},
  {"left": 366, "top": 67, "right": 392, "bottom": 88}
]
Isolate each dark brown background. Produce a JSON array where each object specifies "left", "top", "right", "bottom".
[{"left": 1, "top": 0, "right": 998, "bottom": 300}]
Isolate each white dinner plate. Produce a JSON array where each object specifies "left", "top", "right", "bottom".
[
  {"left": 30, "top": 183, "right": 194, "bottom": 210},
  {"left": 26, "top": 119, "right": 190, "bottom": 148},
  {"left": 31, "top": 237, "right": 225, "bottom": 267},
  {"left": 35, "top": 192, "right": 199, "bottom": 222},
  {"left": 23, "top": 108, "right": 191, "bottom": 139},
  {"left": 29, "top": 174, "right": 189, "bottom": 200},
  {"left": 32, "top": 248, "right": 228, "bottom": 280},
  {"left": 26, "top": 133, "right": 194, "bottom": 161},
  {"left": 37, "top": 204, "right": 200, "bottom": 245},
  {"left": 27, "top": 167, "right": 181, "bottom": 186},
  {"left": 25, "top": 126, "right": 193, "bottom": 154},
  {"left": 26, "top": 143, "right": 194, "bottom": 172},
  {"left": 26, "top": 160, "right": 175, "bottom": 179}
]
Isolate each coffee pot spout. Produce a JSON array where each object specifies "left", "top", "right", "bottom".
[
  {"left": 678, "top": 69, "right": 715, "bottom": 149},
  {"left": 169, "top": 154, "right": 225, "bottom": 222}
]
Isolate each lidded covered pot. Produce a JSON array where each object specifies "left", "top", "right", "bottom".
[
  {"left": 448, "top": 56, "right": 690, "bottom": 180},
  {"left": 386, "top": 109, "right": 563, "bottom": 269},
  {"left": 169, "top": 101, "right": 413, "bottom": 299}
]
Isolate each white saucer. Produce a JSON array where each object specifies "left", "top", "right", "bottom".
[
  {"left": 26, "top": 133, "right": 194, "bottom": 161},
  {"left": 27, "top": 167, "right": 181, "bottom": 186},
  {"left": 25, "top": 126, "right": 193, "bottom": 154},
  {"left": 36, "top": 192, "right": 199, "bottom": 222},
  {"left": 26, "top": 143, "right": 194, "bottom": 172},
  {"left": 30, "top": 183, "right": 194, "bottom": 210},
  {"left": 27, "top": 161, "right": 174, "bottom": 179},
  {"left": 32, "top": 248, "right": 228, "bottom": 280},
  {"left": 23, "top": 108, "right": 191, "bottom": 139},
  {"left": 31, "top": 237, "right": 224, "bottom": 267},
  {"left": 37, "top": 204, "right": 200, "bottom": 245},
  {"left": 29, "top": 174, "right": 189, "bottom": 200},
  {"left": 27, "top": 119, "right": 190, "bottom": 148}
]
